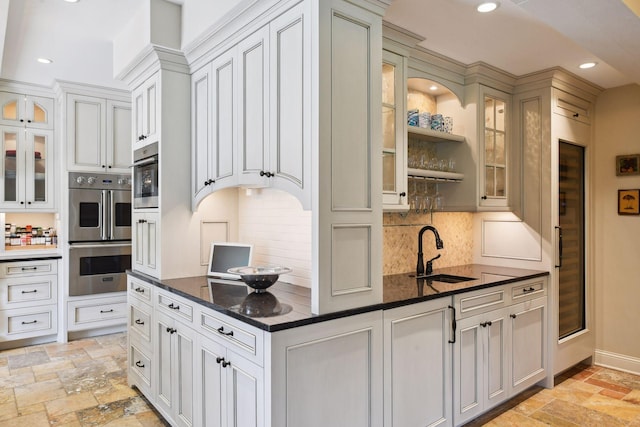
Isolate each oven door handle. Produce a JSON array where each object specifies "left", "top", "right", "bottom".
[
  {"left": 109, "top": 190, "right": 115, "bottom": 241},
  {"left": 101, "top": 190, "right": 108, "bottom": 241},
  {"left": 69, "top": 243, "right": 132, "bottom": 249},
  {"left": 131, "top": 157, "right": 156, "bottom": 167}
]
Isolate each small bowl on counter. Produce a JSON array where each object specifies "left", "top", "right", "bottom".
[{"left": 227, "top": 266, "right": 292, "bottom": 293}]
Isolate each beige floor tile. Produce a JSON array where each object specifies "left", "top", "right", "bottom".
[
  {"left": 581, "top": 393, "right": 640, "bottom": 422},
  {"left": 0, "top": 410, "right": 49, "bottom": 427},
  {"left": 44, "top": 391, "right": 99, "bottom": 417},
  {"left": 625, "top": 389, "right": 640, "bottom": 405},
  {"left": 48, "top": 411, "right": 80, "bottom": 427},
  {"left": 14, "top": 378, "right": 66, "bottom": 408},
  {"left": 94, "top": 382, "right": 140, "bottom": 405},
  {"left": 0, "top": 389, "right": 13, "bottom": 406},
  {"left": 0, "top": 402, "right": 17, "bottom": 422},
  {"left": 485, "top": 410, "right": 550, "bottom": 426},
  {"left": 15, "top": 402, "right": 45, "bottom": 417}
]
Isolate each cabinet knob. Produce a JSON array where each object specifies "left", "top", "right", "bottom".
[
  {"left": 27, "top": 201, "right": 32, "bottom": 205},
  {"left": 166, "top": 327, "right": 177, "bottom": 334},
  {"left": 134, "top": 287, "right": 145, "bottom": 293},
  {"left": 20, "top": 119, "right": 24, "bottom": 123},
  {"left": 27, "top": 119, "right": 32, "bottom": 123},
  {"left": 399, "top": 192, "right": 406, "bottom": 198},
  {"left": 20, "top": 201, "right": 24, "bottom": 205},
  {"left": 510, "top": 314, "right": 517, "bottom": 319},
  {"left": 480, "top": 321, "right": 492, "bottom": 327},
  {"left": 204, "top": 179, "right": 215, "bottom": 186},
  {"left": 260, "top": 171, "right": 273, "bottom": 178},
  {"left": 573, "top": 113, "right": 579, "bottom": 118},
  {"left": 481, "top": 196, "right": 487, "bottom": 200},
  {"left": 138, "top": 219, "right": 147, "bottom": 224}
]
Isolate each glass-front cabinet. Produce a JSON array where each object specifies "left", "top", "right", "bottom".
[
  {"left": 0, "top": 92, "right": 54, "bottom": 129},
  {"left": 1, "top": 127, "right": 54, "bottom": 210},
  {"left": 382, "top": 50, "right": 408, "bottom": 211},
  {"left": 479, "top": 87, "right": 510, "bottom": 209}
]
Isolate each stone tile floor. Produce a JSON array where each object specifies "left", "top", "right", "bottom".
[
  {"left": 0, "top": 332, "right": 167, "bottom": 426},
  {"left": 1, "top": 332, "right": 640, "bottom": 426},
  {"left": 466, "top": 364, "right": 640, "bottom": 426}
]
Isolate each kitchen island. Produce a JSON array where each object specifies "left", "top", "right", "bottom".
[{"left": 127, "top": 265, "right": 549, "bottom": 427}]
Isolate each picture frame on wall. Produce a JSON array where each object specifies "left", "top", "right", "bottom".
[
  {"left": 618, "top": 189, "right": 640, "bottom": 215},
  {"left": 616, "top": 154, "right": 640, "bottom": 176}
]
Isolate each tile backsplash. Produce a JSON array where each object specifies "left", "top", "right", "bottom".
[{"left": 383, "top": 211, "right": 473, "bottom": 275}]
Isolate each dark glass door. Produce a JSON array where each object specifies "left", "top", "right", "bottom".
[{"left": 558, "top": 141, "right": 585, "bottom": 339}]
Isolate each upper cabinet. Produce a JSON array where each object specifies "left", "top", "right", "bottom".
[
  {"left": 0, "top": 127, "right": 55, "bottom": 210},
  {"left": 0, "top": 91, "right": 54, "bottom": 129},
  {"left": 382, "top": 50, "right": 408, "bottom": 211},
  {"left": 478, "top": 86, "right": 511, "bottom": 209},
  {"left": 132, "top": 72, "right": 160, "bottom": 150},
  {"left": 191, "top": 4, "right": 310, "bottom": 210},
  {"left": 65, "top": 92, "right": 132, "bottom": 173}
]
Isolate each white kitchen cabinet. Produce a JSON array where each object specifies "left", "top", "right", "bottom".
[
  {"left": 197, "top": 334, "right": 265, "bottom": 427},
  {"left": 127, "top": 276, "right": 154, "bottom": 398},
  {"left": 509, "top": 295, "right": 547, "bottom": 395},
  {"left": 0, "top": 259, "right": 58, "bottom": 342},
  {"left": 191, "top": 48, "right": 237, "bottom": 206},
  {"left": 67, "top": 294, "right": 127, "bottom": 331},
  {"left": 132, "top": 211, "right": 159, "bottom": 278},
  {"left": 155, "top": 309, "right": 196, "bottom": 427},
  {"left": 0, "top": 91, "right": 54, "bottom": 129},
  {"left": 66, "top": 92, "right": 131, "bottom": 173},
  {"left": 0, "top": 126, "right": 55, "bottom": 210},
  {"left": 132, "top": 72, "right": 160, "bottom": 150},
  {"left": 383, "top": 298, "right": 453, "bottom": 427},
  {"left": 452, "top": 277, "right": 547, "bottom": 426},
  {"left": 192, "top": 5, "right": 311, "bottom": 210},
  {"left": 382, "top": 49, "right": 409, "bottom": 212}
]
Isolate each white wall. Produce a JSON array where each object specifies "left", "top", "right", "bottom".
[
  {"left": 593, "top": 84, "right": 640, "bottom": 368},
  {"left": 237, "top": 188, "right": 312, "bottom": 288}
]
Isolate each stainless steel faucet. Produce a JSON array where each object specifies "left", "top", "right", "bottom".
[{"left": 416, "top": 225, "right": 444, "bottom": 276}]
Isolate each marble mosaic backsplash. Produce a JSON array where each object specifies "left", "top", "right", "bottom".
[{"left": 383, "top": 211, "right": 473, "bottom": 276}]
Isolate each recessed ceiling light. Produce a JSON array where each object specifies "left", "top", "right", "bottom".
[
  {"left": 477, "top": 2, "right": 499, "bottom": 13},
  {"left": 429, "top": 85, "right": 438, "bottom": 91},
  {"left": 37, "top": 58, "right": 53, "bottom": 64},
  {"left": 579, "top": 62, "right": 597, "bottom": 69},
  {"left": 64, "top": 0, "right": 79, "bottom": 3}
]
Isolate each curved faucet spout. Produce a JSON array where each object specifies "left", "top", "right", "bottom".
[{"left": 416, "top": 225, "right": 444, "bottom": 276}]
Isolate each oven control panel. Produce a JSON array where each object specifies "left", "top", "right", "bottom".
[{"left": 69, "top": 172, "right": 131, "bottom": 190}]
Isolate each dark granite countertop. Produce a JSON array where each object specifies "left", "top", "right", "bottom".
[{"left": 127, "top": 264, "right": 548, "bottom": 332}]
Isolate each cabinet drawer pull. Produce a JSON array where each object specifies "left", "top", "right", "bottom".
[
  {"left": 135, "top": 319, "right": 144, "bottom": 325},
  {"left": 21, "top": 290, "right": 38, "bottom": 294},
  {"left": 21, "top": 266, "right": 38, "bottom": 271},
  {"left": 134, "top": 287, "right": 145, "bottom": 293},
  {"left": 522, "top": 287, "right": 536, "bottom": 293},
  {"left": 216, "top": 356, "right": 231, "bottom": 367},
  {"left": 166, "top": 327, "right": 177, "bottom": 334},
  {"left": 168, "top": 303, "right": 180, "bottom": 310},
  {"left": 21, "top": 320, "right": 37, "bottom": 325},
  {"left": 135, "top": 361, "right": 145, "bottom": 368},
  {"left": 510, "top": 314, "right": 517, "bottom": 319},
  {"left": 217, "top": 326, "right": 234, "bottom": 337},
  {"left": 100, "top": 309, "right": 114, "bottom": 314},
  {"left": 448, "top": 305, "right": 456, "bottom": 344}
]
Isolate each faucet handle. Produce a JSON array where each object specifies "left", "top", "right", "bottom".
[{"left": 426, "top": 254, "right": 441, "bottom": 274}]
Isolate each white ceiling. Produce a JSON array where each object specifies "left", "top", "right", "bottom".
[{"left": 1, "top": 0, "right": 639, "bottom": 90}]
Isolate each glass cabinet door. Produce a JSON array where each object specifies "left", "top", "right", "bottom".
[
  {"left": 0, "top": 92, "right": 53, "bottom": 129},
  {"left": 480, "top": 88, "right": 509, "bottom": 208},
  {"left": 26, "top": 130, "right": 53, "bottom": 207},
  {"left": 382, "top": 50, "right": 408, "bottom": 210},
  {"left": 2, "top": 128, "right": 20, "bottom": 203}
]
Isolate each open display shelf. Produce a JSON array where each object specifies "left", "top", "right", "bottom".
[
  {"left": 408, "top": 167, "right": 464, "bottom": 182},
  {"left": 407, "top": 125, "right": 465, "bottom": 143}
]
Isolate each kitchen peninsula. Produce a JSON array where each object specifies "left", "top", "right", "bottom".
[{"left": 128, "top": 264, "right": 548, "bottom": 426}]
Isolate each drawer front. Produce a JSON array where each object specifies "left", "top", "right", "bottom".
[
  {"left": 157, "top": 291, "right": 193, "bottom": 324},
  {"left": 128, "top": 276, "right": 152, "bottom": 304},
  {"left": 510, "top": 278, "right": 546, "bottom": 303},
  {"left": 0, "top": 305, "right": 57, "bottom": 339},
  {"left": 199, "top": 309, "right": 263, "bottom": 366},
  {"left": 0, "top": 260, "right": 58, "bottom": 278},
  {"left": 129, "top": 344, "right": 152, "bottom": 395},
  {"left": 0, "top": 275, "right": 57, "bottom": 307},
  {"left": 68, "top": 297, "right": 127, "bottom": 331},
  {"left": 455, "top": 286, "right": 507, "bottom": 318},
  {"left": 129, "top": 304, "right": 152, "bottom": 344}
]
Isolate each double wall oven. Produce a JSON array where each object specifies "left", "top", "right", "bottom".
[{"left": 68, "top": 172, "right": 132, "bottom": 296}]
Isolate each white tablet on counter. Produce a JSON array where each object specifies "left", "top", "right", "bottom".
[{"left": 206, "top": 242, "right": 253, "bottom": 281}]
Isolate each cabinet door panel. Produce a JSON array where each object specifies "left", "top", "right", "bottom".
[
  {"left": 486, "top": 314, "right": 507, "bottom": 406},
  {"left": 455, "top": 318, "right": 482, "bottom": 425},
  {"left": 68, "top": 94, "right": 105, "bottom": 169},
  {"left": 212, "top": 56, "right": 235, "bottom": 181},
  {"left": 175, "top": 327, "right": 195, "bottom": 427},
  {"left": 511, "top": 298, "right": 546, "bottom": 394},
  {"left": 192, "top": 65, "right": 212, "bottom": 202},
  {"left": 227, "top": 350, "right": 263, "bottom": 427},
  {"left": 156, "top": 314, "right": 174, "bottom": 413},
  {"left": 107, "top": 100, "right": 132, "bottom": 171},
  {"left": 198, "top": 337, "right": 225, "bottom": 427}
]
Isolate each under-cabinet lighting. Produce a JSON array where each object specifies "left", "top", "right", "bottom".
[
  {"left": 64, "top": 0, "right": 79, "bottom": 3},
  {"left": 37, "top": 58, "right": 53, "bottom": 64},
  {"left": 579, "top": 62, "right": 597, "bottom": 69},
  {"left": 477, "top": 2, "right": 499, "bottom": 13},
  {"left": 429, "top": 85, "right": 438, "bottom": 91}
]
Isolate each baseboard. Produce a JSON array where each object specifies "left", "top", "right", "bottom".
[{"left": 595, "top": 349, "right": 640, "bottom": 376}]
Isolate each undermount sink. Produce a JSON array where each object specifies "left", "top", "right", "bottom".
[{"left": 409, "top": 274, "right": 476, "bottom": 283}]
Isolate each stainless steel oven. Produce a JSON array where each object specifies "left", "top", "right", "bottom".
[
  {"left": 68, "top": 172, "right": 132, "bottom": 242},
  {"left": 68, "top": 172, "right": 132, "bottom": 296},
  {"left": 132, "top": 142, "right": 158, "bottom": 209},
  {"left": 68, "top": 243, "right": 131, "bottom": 296}
]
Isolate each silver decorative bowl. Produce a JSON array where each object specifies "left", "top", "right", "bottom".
[{"left": 227, "top": 266, "right": 292, "bottom": 292}]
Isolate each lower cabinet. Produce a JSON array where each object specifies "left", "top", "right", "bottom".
[
  {"left": 67, "top": 294, "right": 127, "bottom": 331},
  {"left": 127, "top": 275, "right": 547, "bottom": 427},
  {"left": 383, "top": 299, "right": 453, "bottom": 427},
  {"left": 155, "top": 310, "right": 196, "bottom": 427},
  {"left": 196, "top": 335, "right": 264, "bottom": 427}
]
